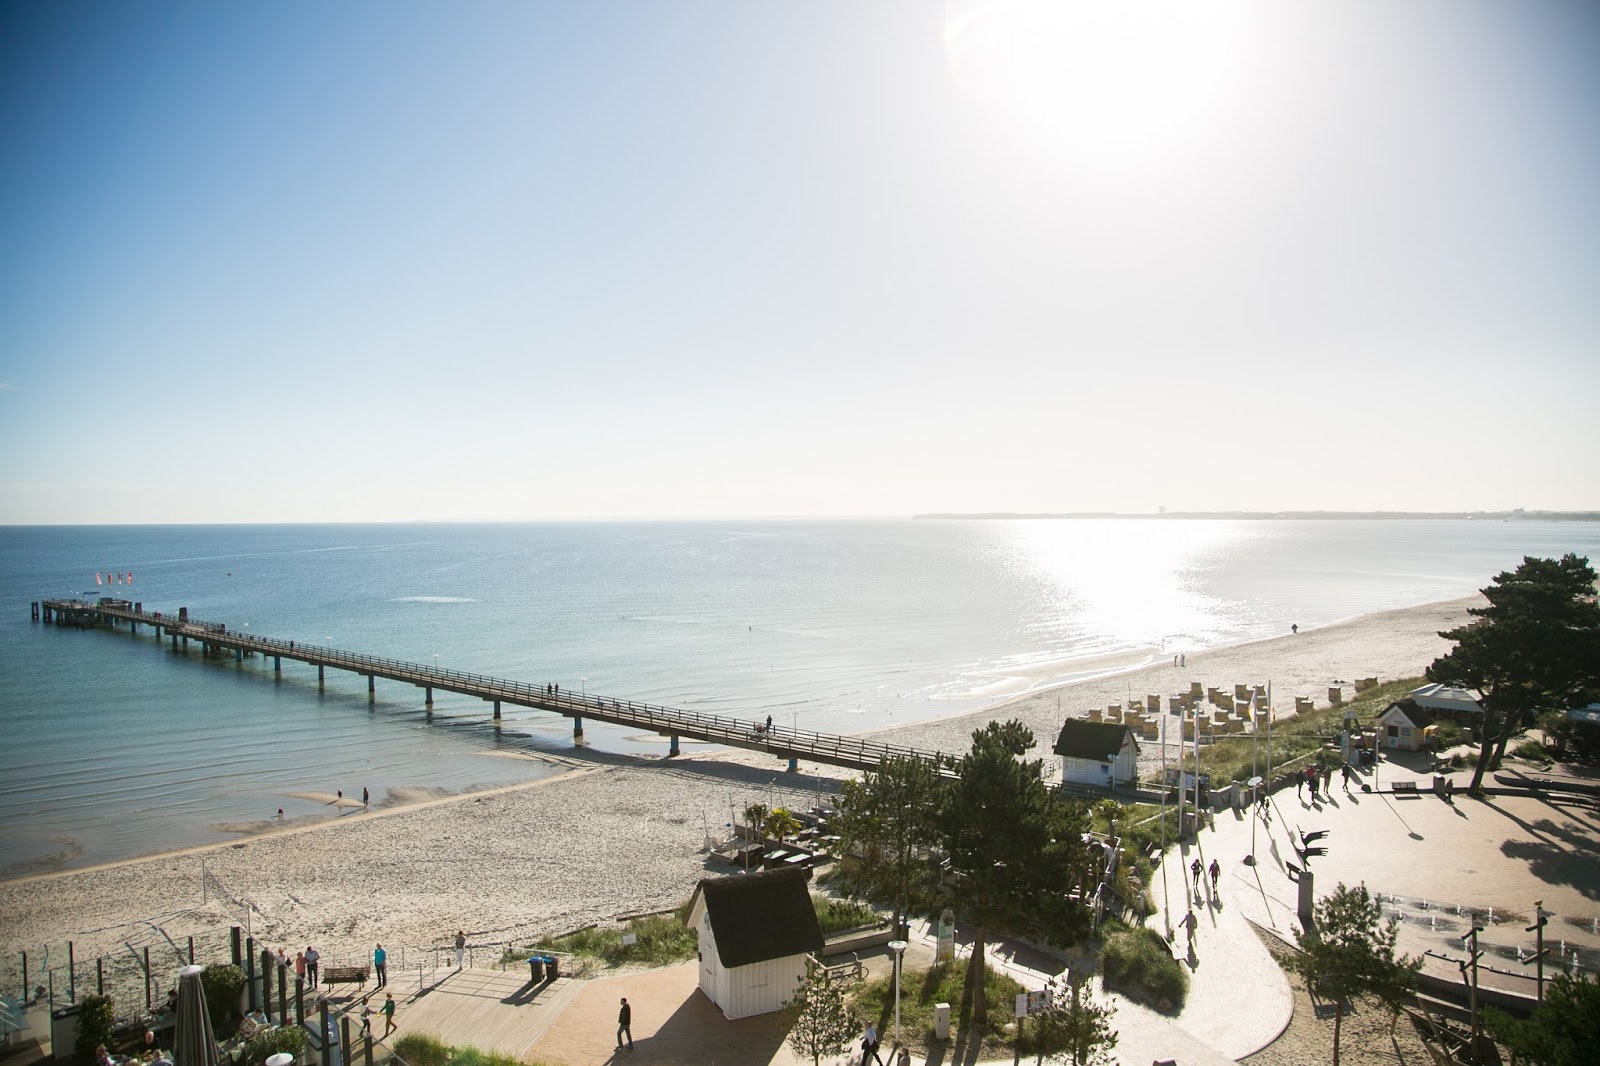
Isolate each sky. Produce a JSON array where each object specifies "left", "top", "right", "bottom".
[{"left": 2, "top": 0, "right": 1597, "bottom": 523}]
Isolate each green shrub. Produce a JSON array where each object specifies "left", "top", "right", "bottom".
[
  {"left": 243, "top": 1024, "right": 305, "bottom": 1066},
  {"left": 201, "top": 964, "right": 245, "bottom": 1029},
  {"left": 1101, "top": 926, "right": 1188, "bottom": 1009},
  {"left": 76, "top": 995, "right": 116, "bottom": 1064},
  {"left": 813, "top": 894, "right": 879, "bottom": 935},
  {"left": 1514, "top": 740, "right": 1547, "bottom": 761}
]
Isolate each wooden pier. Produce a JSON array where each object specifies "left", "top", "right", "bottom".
[{"left": 32, "top": 598, "right": 954, "bottom": 777}]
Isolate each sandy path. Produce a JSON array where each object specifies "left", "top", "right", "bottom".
[{"left": 0, "top": 596, "right": 1481, "bottom": 969}]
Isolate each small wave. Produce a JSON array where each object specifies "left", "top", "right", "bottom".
[{"left": 390, "top": 596, "right": 477, "bottom": 603}]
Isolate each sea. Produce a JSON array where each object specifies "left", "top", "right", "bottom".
[{"left": 3, "top": 518, "right": 1598, "bottom": 877}]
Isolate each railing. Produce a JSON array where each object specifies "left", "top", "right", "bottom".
[{"left": 42, "top": 600, "right": 956, "bottom": 776}]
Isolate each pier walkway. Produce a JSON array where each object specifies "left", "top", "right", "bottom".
[{"left": 32, "top": 598, "right": 952, "bottom": 777}]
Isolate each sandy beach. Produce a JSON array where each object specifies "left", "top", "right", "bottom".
[{"left": 0, "top": 595, "right": 1481, "bottom": 972}]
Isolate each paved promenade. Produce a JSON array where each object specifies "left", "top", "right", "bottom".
[{"left": 386, "top": 751, "right": 1598, "bottom": 1064}]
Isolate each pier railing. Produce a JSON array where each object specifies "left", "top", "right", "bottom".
[{"left": 36, "top": 599, "right": 954, "bottom": 778}]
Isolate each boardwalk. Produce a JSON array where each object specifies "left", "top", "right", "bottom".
[{"left": 34, "top": 598, "right": 953, "bottom": 777}]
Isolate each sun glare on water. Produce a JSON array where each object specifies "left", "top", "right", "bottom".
[{"left": 944, "top": 0, "right": 1256, "bottom": 165}]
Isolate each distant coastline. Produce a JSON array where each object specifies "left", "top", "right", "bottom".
[{"left": 914, "top": 510, "right": 1600, "bottom": 521}]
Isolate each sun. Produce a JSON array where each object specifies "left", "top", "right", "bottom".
[{"left": 944, "top": 0, "right": 1256, "bottom": 166}]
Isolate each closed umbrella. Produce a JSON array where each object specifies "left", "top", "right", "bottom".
[{"left": 172, "top": 965, "right": 221, "bottom": 1066}]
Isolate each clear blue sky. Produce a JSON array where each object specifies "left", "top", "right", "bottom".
[{"left": 3, "top": 0, "right": 1597, "bottom": 522}]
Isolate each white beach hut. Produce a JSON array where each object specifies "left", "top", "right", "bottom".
[
  {"left": 685, "top": 867, "right": 824, "bottom": 1020},
  {"left": 1053, "top": 721, "right": 1140, "bottom": 788}
]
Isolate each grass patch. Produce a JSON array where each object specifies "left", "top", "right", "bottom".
[
  {"left": 510, "top": 893, "right": 881, "bottom": 970},
  {"left": 1179, "top": 678, "right": 1422, "bottom": 787},
  {"left": 392, "top": 1033, "right": 557, "bottom": 1066},
  {"left": 853, "top": 959, "right": 1026, "bottom": 1055},
  {"left": 1100, "top": 924, "right": 1188, "bottom": 1010},
  {"left": 528, "top": 910, "right": 697, "bottom": 968}
]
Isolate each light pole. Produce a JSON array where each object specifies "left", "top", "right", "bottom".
[
  {"left": 581, "top": 676, "right": 588, "bottom": 700},
  {"left": 433, "top": 653, "right": 438, "bottom": 674},
  {"left": 888, "top": 939, "right": 908, "bottom": 1051}
]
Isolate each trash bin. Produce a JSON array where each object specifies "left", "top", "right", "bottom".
[
  {"left": 527, "top": 956, "right": 544, "bottom": 983},
  {"left": 544, "top": 956, "right": 559, "bottom": 981},
  {"left": 934, "top": 1002, "right": 951, "bottom": 1040},
  {"left": 52, "top": 1004, "right": 82, "bottom": 1060}
]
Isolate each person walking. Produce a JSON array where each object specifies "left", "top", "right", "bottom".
[
  {"left": 616, "top": 997, "right": 634, "bottom": 1051},
  {"left": 861, "top": 1022, "right": 885, "bottom": 1066},
  {"left": 305, "top": 946, "right": 319, "bottom": 988},
  {"left": 455, "top": 930, "right": 466, "bottom": 969},
  {"left": 294, "top": 952, "right": 306, "bottom": 983},
  {"left": 359, "top": 1003, "right": 372, "bottom": 1040},
  {"left": 381, "top": 993, "right": 396, "bottom": 1037},
  {"left": 1341, "top": 763, "right": 1353, "bottom": 792},
  {"left": 374, "top": 944, "right": 387, "bottom": 989},
  {"left": 1180, "top": 909, "right": 1197, "bottom": 953},
  {"left": 1190, "top": 857, "right": 1203, "bottom": 891},
  {"left": 1208, "top": 859, "right": 1220, "bottom": 892},
  {"left": 1296, "top": 772, "right": 1304, "bottom": 799}
]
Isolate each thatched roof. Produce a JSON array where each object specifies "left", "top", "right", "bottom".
[
  {"left": 1053, "top": 720, "right": 1137, "bottom": 762},
  {"left": 687, "top": 867, "right": 823, "bottom": 969},
  {"left": 1378, "top": 698, "right": 1440, "bottom": 729}
]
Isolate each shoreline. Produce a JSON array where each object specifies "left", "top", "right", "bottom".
[
  {"left": 0, "top": 594, "right": 1483, "bottom": 964},
  {"left": 860, "top": 593, "right": 1482, "bottom": 747}
]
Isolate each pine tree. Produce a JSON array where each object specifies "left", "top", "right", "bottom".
[
  {"left": 783, "top": 958, "right": 858, "bottom": 1066},
  {"left": 832, "top": 754, "right": 946, "bottom": 937},
  {"left": 1428, "top": 554, "right": 1600, "bottom": 794},
  {"left": 940, "top": 720, "right": 1093, "bottom": 1027},
  {"left": 1287, "top": 883, "right": 1420, "bottom": 1065}
]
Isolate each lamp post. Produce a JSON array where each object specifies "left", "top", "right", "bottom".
[
  {"left": 888, "top": 939, "right": 908, "bottom": 1050},
  {"left": 581, "top": 676, "right": 587, "bottom": 700}
]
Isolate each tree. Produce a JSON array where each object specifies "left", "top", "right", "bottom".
[
  {"left": 1485, "top": 970, "right": 1600, "bottom": 1066},
  {"left": 1029, "top": 974, "right": 1118, "bottom": 1065},
  {"left": 1287, "top": 883, "right": 1420, "bottom": 1066},
  {"left": 1428, "top": 554, "right": 1600, "bottom": 794},
  {"left": 782, "top": 958, "right": 858, "bottom": 1066},
  {"left": 744, "top": 802, "right": 769, "bottom": 837},
  {"left": 76, "top": 995, "right": 116, "bottom": 1065},
  {"left": 832, "top": 755, "right": 946, "bottom": 937},
  {"left": 941, "top": 720, "right": 1093, "bottom": 1027},
  {"left": 764, "top": 806, "right": 802, "bottom": 842}
]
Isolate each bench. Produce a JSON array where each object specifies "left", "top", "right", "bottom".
[
  {"left": 321, "top": 966, "right": 370, "bottom": 987},
  {"left": 1391, "top": 781, "right": 1418, "bottom": 794}
]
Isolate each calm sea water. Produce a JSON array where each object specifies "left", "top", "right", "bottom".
[{"left": 3, "top": 519, "right": 1598, "bottom": 875}]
